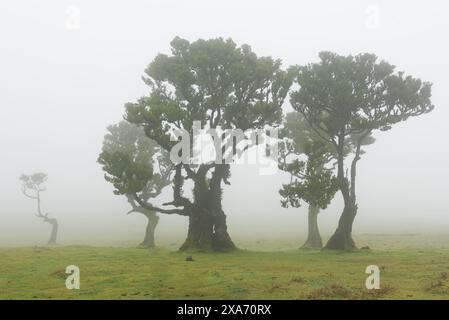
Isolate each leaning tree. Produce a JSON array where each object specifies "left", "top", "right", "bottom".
[
  {"left": 125, "top": 37, "right": 295, "bottom": 251},
  {"left": 20, "top": 173, "right": 58, "bottom": 245},
  {"left": 98, "top": 121, "right": 172, "bottom": 248},
  {"left": 290, "top": 52, "right": 434, "bottom": 250},
  {"left": 278, "top": 112, "right": 339, "bottom": 248}
]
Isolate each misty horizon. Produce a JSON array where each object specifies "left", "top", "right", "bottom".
[{"left": 1, "top": 0, "right": 448, "bottom": 247}]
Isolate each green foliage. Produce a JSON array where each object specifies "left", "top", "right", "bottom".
[
  {"left": 20, "top": 172, "right": 48, "bottom": 190},
  {"left": 98, "top": 149, "right": 154, "bottom": 196},
  {"left": 125, "top": 36, "right": 296, "bottom": 156},
  {"left": 278, "top": 112, "right": 338, "bottom": 209},
  {"left": 98, "top": 121, "right": 171, "bottom": 198},
  {"left": 288, "top": 51, "right": 434, "bottom": 221},
  {"left": 290, "top": 51, "right": 434, "bottom": 141},
  {"left": 123, "top": 37, "right": 295, "bottom": 228},
  {"left": 279, "top": 158, "right": 338, "bottom": 210}
]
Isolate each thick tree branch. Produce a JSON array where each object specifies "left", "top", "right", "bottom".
[{"left": 132, "top": 193, "right": 189, "bottom": 216}]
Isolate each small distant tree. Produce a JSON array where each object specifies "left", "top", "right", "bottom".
[
  {"left": 290, "top": 52, "right": 434, "bottom": 250},
  {"left": 20, "top": 173, "right": 58, "bottom": 245},
  {"left": 278, "top": 112, "right": 339, "bottom": 248},
  {"left": 98, "top": 121, "right": 172, "bottom": 248}
]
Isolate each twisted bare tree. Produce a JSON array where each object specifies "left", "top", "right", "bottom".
[{"left": 20, "top": 173, "right": 58, "bottom": 245}]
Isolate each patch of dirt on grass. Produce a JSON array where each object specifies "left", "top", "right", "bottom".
[
  {"left": 426, "top": 272, "right": 449, "bottom": 294},
  {"left": 290, "top": 276, "right": 306, "bottom": 283},
  {"left": 50, "top": 269, "right": 67, "bottom": 279},
  {"left": 267, "top": 283, "right": 289, "bottom": 293}
]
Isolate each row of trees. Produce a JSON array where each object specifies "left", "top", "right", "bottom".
[{"left": 96, "top": 37, "right": 434, "bottom": 251}]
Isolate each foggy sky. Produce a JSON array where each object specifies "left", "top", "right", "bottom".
[{"left": 1, "top": 0, "right": 448, "bottom": 246}]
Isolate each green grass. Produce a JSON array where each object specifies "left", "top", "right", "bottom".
[{"left": 2, "top": 236, "right": 449, "bottom": 299}]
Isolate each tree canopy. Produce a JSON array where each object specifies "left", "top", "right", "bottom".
[
  {"left": 290, "top": 51, "right": 434, "bottom": 249},
  {"left": 278, "top": 112, "right": 338, "bottom": 210},
  {"left": 98, "top": 120, "right": 172, "bottom": 247},
  {"left": 98, "top": 120, "right": 172, "bottom": 210},
  {"left": 122, "top": 37, "right": 296, "bottom": 251},
  {"left": 291, "top": 52, "right": 433, "bottom": 141}
]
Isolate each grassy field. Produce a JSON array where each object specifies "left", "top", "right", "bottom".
[{"left": 1, "top": 235, "right": 449, "bottom": 299}]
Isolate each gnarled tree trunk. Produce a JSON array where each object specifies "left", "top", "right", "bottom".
[
  {"left": 139, "top": 211, "right": 159, "bottom": 248},
  {"left": 324, "top": 203, "right": 357, "bottom": 250},
  {"left": 324, "top": 135, "right": 358, "bottom": 250},
  {"left": 301, "top": 205, "right": 322, "bottom": 249},
  {"left": 179, "top": 164, "right": 236, "bottom": 252},
  {"left": 180, "top": 207, "right": 214, "bottom": 251},
  {"left": 179, "top": 206, "right": 235, "bottom": 252},
  {"left": 211, "top": 208, "right": 235, "bottom": 252}
]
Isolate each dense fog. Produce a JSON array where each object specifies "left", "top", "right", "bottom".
[{"left": 1, "top": 0, "right": 448, "bottom": 246}]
